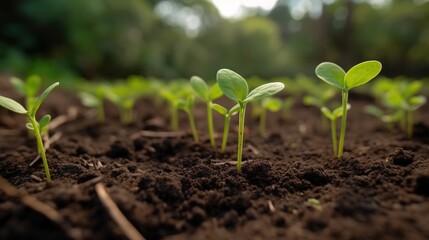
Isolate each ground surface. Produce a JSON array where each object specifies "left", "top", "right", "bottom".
[{"left": 0, "top": 80, "right": 429, "bottom": 240}]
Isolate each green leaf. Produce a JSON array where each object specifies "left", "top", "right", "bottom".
[
  {"left": 26, "top": 122, "right": 35, "bottom": 130},
  {"left": 332, "top": 104, "right": 351, "bottom": 118},
  {"left": 364, "top": 105, "right": 384, "bottom": 118},
  {"left": 190, "top": 76, "right": 209, "bottom": 100},
  {"left": 79, "top": 92, "right": 99, "bottom": 107},
  {"left": 315, "top": 62, "right": 346, "bottom": 90},
  {"left": 228, "top": 104, "right": 240, "bottom": 116},
  {"left": 216, "top": 69, "right": 248, "bottom": 102},
  {"left": 382, "top": 111, "right": 403, "bottom": 123},
  {"left": 244, "top": 82, "right": 284, "bottom": 103},
  {"left": 10, "top": 77, "right": 25, "bottom": 95},
  {"left": 208, "top": 83, "right": 223, "bottom": 101},
  {"left": 303, "top": 96, "right": 322, "bottom": 107},
  {"left": 0, "top": 96, "right": 27, "bottom": 114},
  {"left": 39, "top": 114, "right": 51, "bottom": 131},
  {"left": 409, "top": 95, "right": 426, "bottom": 110},
  {"left": 30, "top": 82, "right": 59, "bottom": 116},
  {"left": 402, "top": 81, "right": 422, "bottom": 99},
  {"left": 345, "top": 60, "right": 382, "bottom": 90},
  {"left": 25, "top": 75, "right": 42, "bottom": 97},
  {"left": 175, "top": 99, "right": 187, "bottom": 111},
  {"left": 211, "top": 103, "right": 228, "bottom": 116},
  {"left": 321, "top": 107, "right": 333, "bottom": 120},
  {"left": 262, "top": 98, "right": 282, "bottom": 112}
]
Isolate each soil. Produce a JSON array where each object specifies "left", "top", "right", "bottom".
[{"left": 1, "top": 79, "right": 429, "bottom": 240}]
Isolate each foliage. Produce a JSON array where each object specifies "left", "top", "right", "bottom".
[
  {"left": 217, "top": 68, "right": 284, "bottom": 172},
  {"left": 316, "top": 60, "right": 382, "bottom": 158},
  {"left": 0, "top": 82, "right": 59, "bottom": 181},
  {"left": 190, "top": 76, "right": 223, "bottom": 148}
]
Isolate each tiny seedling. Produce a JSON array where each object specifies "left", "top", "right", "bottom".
[
  {"left": 10, "top": 75, "right": 42, "bottom": 111},
  {"left": 0, "top": 82, "right": 59, "bottom": 182},
  {"left": 211, "top": 103, "right": 239, "bottom": 152},
  {"left": 321, "top": 104, "right": 350, "bottom": 155},
  {"left": 78, "top": 83, "right": 107, "bottom": 123},
  {"left": 217, "top": 68, "right": 284, "bottom": 172},
  {"left": 105, "top": 83, "right": 139, "bottom": 124},
  {"left": 160, "top": 82, "right": 191, "bottom": 130},
  {"left": 364, "top": 105, "right": 404, "bottom": 130},
  {"left": 176, "top": 95, "right": 199, "bottom": 143},
  {"left": 190, "top": 76, "right": 223, "bottom": 148},
  {"left": 316, "top": 60, "right": 382, "bottom": 158},
  {"left": 303, "top": 88, "right": 335, "bottom": 130},
  {"left": 259, "top": 97, "right": 282, "bottom": 136}
]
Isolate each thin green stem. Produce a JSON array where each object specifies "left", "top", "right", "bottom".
[
  {"left": 259, "top": 108, "right": 266, "bottom": 136},
  {"left": 170, "top": 105, "right": 179, "bottom": 130},
  {"left": 237, "top": 104, "right": 246, "bottom": 172},
  {"left": 207, "top": 102, "right": 216, "bottom": 148},
  {"left": 187, "top": 110, "right": 199, "bottom": 143},
  {"left": 28, "top": 115, "right": 51, "bottom": 182},
  {"left": 331, "top": 118, "right": 337, "bottom": 155},
  {"left": 400, "top": 110, "right": 406, "bottom": 131},
  {"left": 221, "top": 115, "right": 231, "bottom": 152},
  {"left": 97, "top": 101, "right": 105, "bottom": 123},
  {"left": 407, "top": 111, "right": 413, "bottom": 138},
  {"left": 338, "top": 90, "right": 348, "bottom": 158}
]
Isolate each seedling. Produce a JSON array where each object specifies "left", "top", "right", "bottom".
[
  {"left": 211, "top": 103, "right": 239, "bottom": 152},
  {"left": 303, "top": 88, "right": 335, "bottom": 130},
  {"left": 160, "top": 83, "right": 191, "bottom": 130},
  {"left": 315, "top": 60, "right": 382, "bottom": 158},
  {"left": 321, "top": 104, "right": 351, "bottom": 155},
  {"left": 383, "top": 82, "right": 426, "bottom": 137},
  {"left": 10, "top": 75, "right": 42, "bottom": 111},
  {"left": 190, "top": 76, "right": 223, "bottom": 148},
  {"left": 217, "top": 68, "right": 284, "bottom": 172},
  {"left": 176, "top": 95, "right": 199, "bottom": 143},
  {"left": 78, "top": 83, "right": 107, "bottom": 123},
  {"left": 105, "top": 83, "right": 139, "bottom": 124},
  {"left": 364, "top": 105, "right": 404, "bottom": 130},
  {"left": 0, "top": 82, "right": 59, "bottom": 182},
  {"left": 259, "top": 97, "right": 282, "bottom": 136}
]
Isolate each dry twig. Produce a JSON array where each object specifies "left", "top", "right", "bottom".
[{"left": 95, "top": 183, "right": 145, "bottom": 240}]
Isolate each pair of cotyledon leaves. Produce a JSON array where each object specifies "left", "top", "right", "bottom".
[
  {"left": 0, "top": 82, "right": 59, "bottom": 117},
  {"left": 215, "top": 69, "right": 285, "bottom": 105},
  {"left": 315, "top": 60, "right": 382, "bottom": 91}
]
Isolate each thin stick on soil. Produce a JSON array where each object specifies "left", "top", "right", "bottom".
[
  {"left": 0, "top": 176, "right": 81, "bottom": 240},
  {"left": 95, "top": 183, "right": 146, "bottom": 240},
  {"left": 29, "top": 132, "right": 62, "bottom": 167}
]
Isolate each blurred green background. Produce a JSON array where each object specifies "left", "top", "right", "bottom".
[{"left": 1, "top": 0, "right": 428, "bottom": 81}]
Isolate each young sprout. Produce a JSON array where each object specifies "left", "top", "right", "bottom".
[
  {"left": 364, "top": 105, "right": 404, "bottom": 130},
  {"left": 190, "top": 76, "right": 223, "bottom": 148},
  {"left": 321, "top": 104, "right": 351, "bottom": 155},
  {"left": 211, "top": 103, "right": 239, "bottom": 152},
  {"left": 160, "top": 83, "right": 190, "bottom": 130},
  {"left": 78, "top": 83, "right": 107, "bottom": 123},
  {"left": 303, "top": 88, "right": 335, "bottom": 130},
  {"left": 259, "top": 97, "right": 283, "bottom": 136},
  {"left": 176, "top": 95, "right": 199, "bottom": 143},
  {"left": 0, "top": 82, "right": 59, "bottom": 182},
  {"left": 10, "top": 75, "right": 42, "bottom": 111},
  {"left": 316, "top": 60, "right": 382, "bottom": 158},
  {"left": 217, "top": 69, "right": 284, "bottom": 172},
  {"left": 106, "top": 83, "right": 140, "bottom": 124},
  {"left": 382, "top": 82, "right": 427, "bottom": 137}
]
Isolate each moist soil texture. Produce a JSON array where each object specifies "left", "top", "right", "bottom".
[{"left": 1, "top": 80, "right": 429, "bottom": 240}]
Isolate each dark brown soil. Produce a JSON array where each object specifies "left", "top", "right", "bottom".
[{"left": 1, "top": 80, "right": 429, "bottom": 240}]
